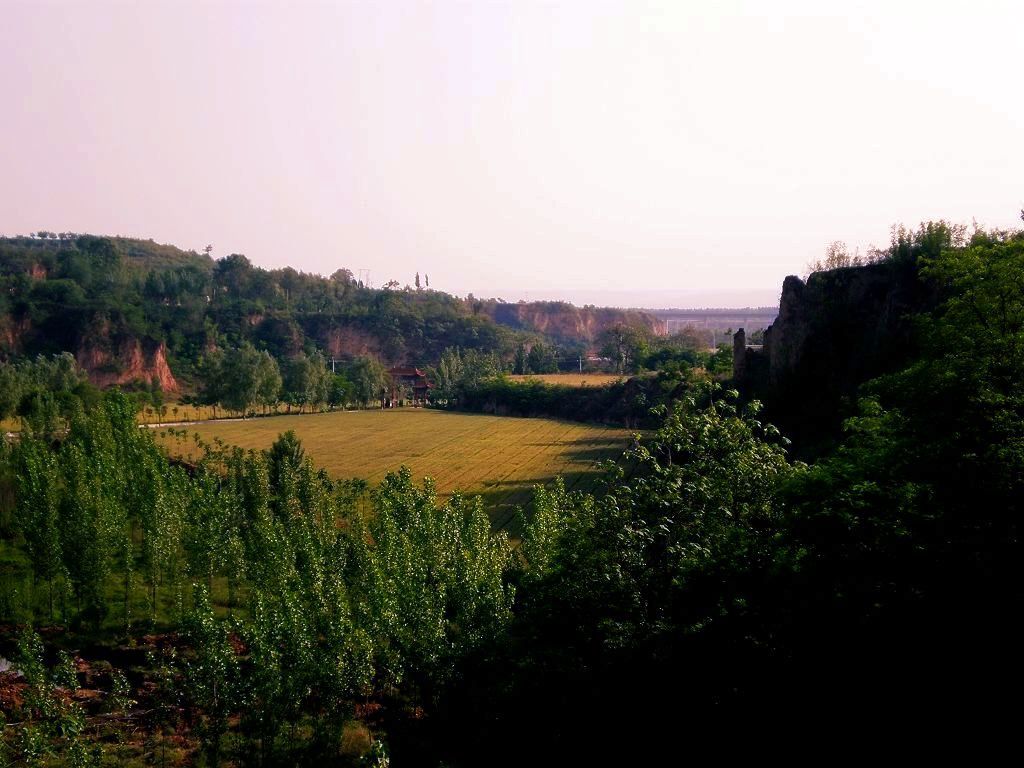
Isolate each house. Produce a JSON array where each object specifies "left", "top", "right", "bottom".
[{"left": 386, "top": 366, "right": 432, "bottom": 406}]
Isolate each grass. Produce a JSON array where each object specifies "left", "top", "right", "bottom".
[
  {"left": 158, "top": 408, "right": 636, "bottom": 531},
  {"left": 2, "top": 401, "right": 306, "bottom": 432},
  {"left": 507, "top": 373, "right": 625, "bottom": 387}
]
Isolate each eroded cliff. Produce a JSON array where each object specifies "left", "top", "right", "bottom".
[
  {"left": 485, "top": 302, "right": 666, "bottom": 344},
  {"left": 738, "top": 260, "right": 933, "bottom": 451},
  {"left": 76, "top": 337, "right": 180, "bottom": 392}
]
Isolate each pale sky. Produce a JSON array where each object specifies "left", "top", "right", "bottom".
[{"left": 2, "top": 0, "right": 1022, "bottom": 308}]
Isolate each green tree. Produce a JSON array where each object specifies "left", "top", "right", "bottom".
[
  {"left": 598, "top": 323, "right": 651, "bottom": 373},
  {"left": 347, "top": 357, "right": 389, "bottom": 408},
  {"left": 284, "top": 351, "right": 330, "bottom": 412},
  {"left": 348, "top": 467, "right": 515, "bottom": 696},
  {"left": 6, "top": 628, "right": 101, "bottom": 766},
  {"left": 182, "top": 586, "right": 240, "bottom": 767},
  {"left": 254, "top": 349, "right": 282, "bottom": 413},
  {"left": 328, "top": 372, "right": 352, "bottom": 408},
  {"left": 432, "top": 347, "right": 465, "bottom": 402},
  {"left": 196, "top": 350, "right": 225, "bottom": 419},
  {"left": 513, "top": 344, "right": 527, "bottom": 375},
  {"left": 220, "top": 343, "right": 265, "bottom": 416},
  {"left": 527, "top": 342, "right": 558, "bottom": 374},
  {"left": 12, "top": 440, "right": 65, "bottom": 618}
]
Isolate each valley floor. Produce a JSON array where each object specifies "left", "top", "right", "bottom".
[{"left": 158, "top": 408, "right": 635, "bottom": 531}]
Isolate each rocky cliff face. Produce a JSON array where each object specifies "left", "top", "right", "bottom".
[
  {"left": 0, "top": 317, "right": 31, "bottom": 356},
  {"left": 486, "top": 302, "right": 666, "bottom": 344},
  {"left": 320, "top": 326, "right": 383, "bottom": 360},
  {"left": 76, "top": 338, "right": 179, "bottom": 393},
  {"left": 738, "top": 261, "right": 933, "bottom": 451}
]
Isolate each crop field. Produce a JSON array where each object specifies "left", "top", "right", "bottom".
[
  {"left": 159, "top": 409, "right": 636, "bottom": 531},
  {"left": 507, "top": 373, "right": 625, "bottom": 387}
]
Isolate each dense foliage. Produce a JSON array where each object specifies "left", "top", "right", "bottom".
[
  {"left": 435, "top": 333, "right": 721, "bottom": 427},
  {"left": 0, "top": 235, "right": 642, "bottom": 394},
  {"left": 0, "top": 353, "right": 103, "bottom": 430},
  {"left": 1, "top": 222, "right": 1021, "bottom": 763},
  {"left": 1, "top": 400, "right": 514, "bottom": 764}
]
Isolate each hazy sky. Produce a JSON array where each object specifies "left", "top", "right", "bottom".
[{"left": 2, "top": 0, "right": 1022, "bottom": 307}]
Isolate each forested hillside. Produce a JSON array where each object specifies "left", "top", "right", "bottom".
[{"left": 0, "top": 233, "right": 662, "bottom": 392}]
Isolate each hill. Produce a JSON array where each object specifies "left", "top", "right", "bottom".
[{"left": 0, "top": 233, "right": 664, "bottom": 392}]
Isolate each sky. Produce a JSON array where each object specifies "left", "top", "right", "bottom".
[{"left": 2, "top": 0, "right": 1022, "bottom": 308}]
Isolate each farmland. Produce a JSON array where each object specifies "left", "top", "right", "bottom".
[
  {"left": 159, "top": 408, "right": 636, "bottom": 530},
  {"left": 507, "top": 373, "right": 625, "bottom": 387}
]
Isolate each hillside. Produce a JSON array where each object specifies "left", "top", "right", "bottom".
[
  {"left": 0, "top": 232, "right": 213, "bottom": 274},
  {"left": 0, "top": 233, "right": 664, "bottom": 392}
]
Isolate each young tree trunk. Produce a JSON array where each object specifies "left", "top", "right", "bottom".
[{"left": 124, "top": 567, "right": 131, "bottom": 634}]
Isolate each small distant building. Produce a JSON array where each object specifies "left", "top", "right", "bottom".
[{"left": 386, "top": 366, "right": 432, "bottom": 407}]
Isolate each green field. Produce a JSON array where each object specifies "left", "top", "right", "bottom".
[{"left": 160, "top": 409, "right": 635, "bottom": 530}]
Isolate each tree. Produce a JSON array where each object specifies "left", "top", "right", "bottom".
[
  {"left": 348, "top": 467, "right": 515, "bottom": 694},
  {"left": 432, "top": 347, "right": 465, "bottom": 402},
  {"left": 328, "top": 372, "right": 352, "bottom": 408},
  {"left": 347, "top": 357, "right": 389, "bottom": 408},
  {"left": 7, "top": 628, "right": 101, "bottom": 766},
  {"left": 527, "top": 343, "right": 558, "bottom": 374},
  {"left": 283, "top": 351, "right": 329, "bottom": 412},
  {"left": 254, "top": 350, "right": 282, "bottom": 413},
  {"left": 13, "top": 440, "right": 65, "bottom": 618},
  {"left": 599, "top": 323, "right": 651, "bottom": 373},
  {"left": 196, "top": 350, "right": 225, "bottom": 419},
  {"left": 182, "top": 586, "right": 239, "bottom": 767},
  {"left": 0, "top": 363, "right": 22, "bottom": 419},
  {"left": 513, "top": 344, "right": 528, "bottom": 375},
  {"left": 220, "top": 344, "right": 265, "bottom": 416}
]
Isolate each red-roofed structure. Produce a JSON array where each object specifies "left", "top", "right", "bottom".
[{"left": 387, "top": 366, "right": 432, "bottom": 406}]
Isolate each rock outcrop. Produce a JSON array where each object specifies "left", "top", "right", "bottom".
[
  {"left": 320, "top": 326, "right": 383, "bottom": 360},
  {"left": 737, "top": 260, "right": 933, "bottom": 451},
  {"left": 76, "top": 338, "right": 179, "bottom": 392},
  {"left": 0, "top": 317, "right": 31, "bottom": 356}
]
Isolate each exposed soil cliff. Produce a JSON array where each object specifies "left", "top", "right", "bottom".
[
  {"left": 485, "top": 302, "right": 666, "bottom": 345},
  {"left": 76, "top": 338, "right": 179, "bottom": 392},
  {"left": 320, "top": 326, "right": 383, "bottom": 360}
]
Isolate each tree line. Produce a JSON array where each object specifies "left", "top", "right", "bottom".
[{"left": 190, "top": 346, "right": 393, "bottom": 417}]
